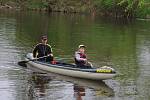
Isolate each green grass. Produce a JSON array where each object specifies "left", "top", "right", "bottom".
[{"left": 93, "top": 0, "right": 150, "bottom": 18}]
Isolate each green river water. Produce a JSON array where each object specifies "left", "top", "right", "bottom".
[{"left": 0, "top": 10, "right": 150, "bottom": 100}]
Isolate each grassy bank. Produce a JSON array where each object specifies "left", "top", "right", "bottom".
[
  {"left": 0, "top": 0, "right": 149, "bottom": 19},
  {"left": 93, "top": 0, "right": 150, "bottom": 19}
]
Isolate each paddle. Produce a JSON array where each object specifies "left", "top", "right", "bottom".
[
  {"left": 18, "top": 55, "right": 50, "bottom": 67},
  {"left": 87, "top": 61, "right": 93, "bottom": 68}
]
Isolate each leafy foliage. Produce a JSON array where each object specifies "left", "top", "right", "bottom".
[
  {"left": 0, "top": 0, "right": 149, "bottom": 18},
  {"left": 93, "top": 0, "right": 149, "bottom": 18}
]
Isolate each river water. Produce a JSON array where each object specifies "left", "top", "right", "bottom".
[{"left": 0, "top": 11, "right": 150, "bottom": 100}]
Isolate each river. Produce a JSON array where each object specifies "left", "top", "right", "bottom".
[{"left": 0, "top": 10, "right": 150, "bottom": 100}]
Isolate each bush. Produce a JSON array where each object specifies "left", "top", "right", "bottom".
[{"left": 93, "top": 0, "right": 149, "bottom": 18}]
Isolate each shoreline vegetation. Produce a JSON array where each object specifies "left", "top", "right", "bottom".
[{"left": 0, "top": 0, "right": 149, "bottom": 19}]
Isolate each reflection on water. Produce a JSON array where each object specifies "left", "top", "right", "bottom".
[
  {"left": 26, "top": 70, "right": 114, "bottom": 100},
  {"left": 27, "top": 72, "right": 52, "bottom": 99},
  {"left": 0, "top": 11, "right": 150, "bottom": 100},
  {"left": 27, "top": 65, "right": 114, "bottom": 99},
  {"left": 74, "top": 84, "right": 85, "bottom": 100},
  {"left": 136, "top": 32, "right": 150, "bottom": 100}
]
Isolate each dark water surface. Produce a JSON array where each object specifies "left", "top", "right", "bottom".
[{"left": 0, "top": 11, "right": 150, "bottom": 100}]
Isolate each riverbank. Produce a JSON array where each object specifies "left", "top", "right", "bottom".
[
  {"left": 0, "top": 0, "right": 92, "bottom": 13},
  {"left": 0, "top": 0, "right": 150, "bottom": 19}
]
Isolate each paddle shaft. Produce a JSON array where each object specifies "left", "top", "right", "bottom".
[
  {"left": 18, "top": 55, "right": 51, "bottom": 67},
  {"left": 27, "top": 55, "right": 51, "bottom": 62},
  {"left": 87, "top": 61, "right": 93, "bottom": 67}
]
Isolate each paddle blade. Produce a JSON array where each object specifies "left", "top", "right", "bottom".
[{"left": 18, "top": 61, "right": 28, "bottom": 67}]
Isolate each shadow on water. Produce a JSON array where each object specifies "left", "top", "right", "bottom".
[{"left": 26, "top": 65, "right": 114, "bottom": 100}]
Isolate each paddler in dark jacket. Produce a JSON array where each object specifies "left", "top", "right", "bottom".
[
  {"left": 33, "top": 35, "right": 54, "bottom": 62},
  {"left": 74, "top": 45, "right": 92, "bottom": 68}
]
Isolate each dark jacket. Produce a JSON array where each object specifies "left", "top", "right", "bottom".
[{"left": 33, "top": 43, "right": 53, "bottom": 61}]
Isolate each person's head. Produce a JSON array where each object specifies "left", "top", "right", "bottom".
[
  {"left": 41, "top": 35, "right": 48, "bottom": 44},
  {"left": 78, "top": 45, "right": 86, "bottom": 53}
]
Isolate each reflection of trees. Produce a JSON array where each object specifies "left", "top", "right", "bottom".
[
  {"left": 15, "top": 12, "right": 51, "bottom": 47},
  {"left": 15, "top": 12, "right": 95, "bottom": 56}
]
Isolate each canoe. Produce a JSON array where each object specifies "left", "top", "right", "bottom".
[{"left": 25, "top": 53, "right": 116, "bottom": 80}]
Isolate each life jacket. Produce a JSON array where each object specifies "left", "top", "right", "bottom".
[{"left": 75, "top": 52, "right": 87, "bottom": 66}]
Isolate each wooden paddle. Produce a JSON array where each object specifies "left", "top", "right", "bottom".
[{"left": 18, "top": 55, "right": 50, "bottom": 67}]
